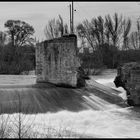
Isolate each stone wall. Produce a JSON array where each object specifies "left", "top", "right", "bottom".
[
  {"left": 36, "top": 34, "right": 80, "bottom": 87},
  {"left": 114, "top": 62, "right": 140, "bottom": 105}
]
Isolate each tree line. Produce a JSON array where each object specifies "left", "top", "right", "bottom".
[
  {"left": 0, "top": 13, "right": 139, "bottom": 74},
  {"left": 44, "top": 13, "right": 140, "bottom": 72}
]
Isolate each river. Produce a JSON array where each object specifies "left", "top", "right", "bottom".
[{"left": 0, "top": 70, "right": 140, "bottom": 138}]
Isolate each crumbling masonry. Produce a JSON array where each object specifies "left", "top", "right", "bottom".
[{"left": 36, "top": 34, "right": 81, "bottom": 87}]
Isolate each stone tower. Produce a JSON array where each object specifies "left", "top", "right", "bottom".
[{"left": 36, "top": 34, "right": 80, "bottom": 87}]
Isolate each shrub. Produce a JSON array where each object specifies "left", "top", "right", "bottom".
[{"left": 0, "top": 43, "right": 35, "bottom": 74}]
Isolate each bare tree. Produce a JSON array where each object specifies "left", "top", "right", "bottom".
[
  {"left": 9, "top": 92, "right": 36, "bottom": 138},
  {"left": 44, "top": 15, "right": 69, "bottom": 40},
  {"left": 130, "top": 31, "right": 139, "bottom": 50},
  {"left": 76, "top": 19, "right": 96, "bottom": 51},
  {"left": 105, "top": 13, "right": 123, "bottom": 48},
  {"left": 121, "top": 18, "right": 131, "bottom": 50},
  {"left": 91, "top": 16, "right": 105, "bottom": 46},
  {"left": 136, "top": 20, "right": 140, "bottom": 49},
  {"left": 44, "top": 18, "right": 59, "bottom": 39},
  {"left": 129, "top": 19, "right": 140, "bottom": 50}
]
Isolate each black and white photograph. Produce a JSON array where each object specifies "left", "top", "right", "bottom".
[{"left": 0, "top": 1, "right": 139, "bottom": 138}]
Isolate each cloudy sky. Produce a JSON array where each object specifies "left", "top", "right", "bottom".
[{"left": 0, "top": 2, "right": 140, "bottom": 40}]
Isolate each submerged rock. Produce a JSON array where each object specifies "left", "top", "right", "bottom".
[{"left": 114, "top": 62, "right": 140, "bottom": 106}]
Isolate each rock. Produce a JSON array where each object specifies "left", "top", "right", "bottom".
[
  {"left": 77, "top": 67, "right": 90, "bottom": 88},
  {"left": 114, "top": 62, "right": 140, "bottom": 105}
]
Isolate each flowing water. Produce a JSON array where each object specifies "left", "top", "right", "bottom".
[{"left": 0, "top": 70, "right": 140, "bottom": 138}]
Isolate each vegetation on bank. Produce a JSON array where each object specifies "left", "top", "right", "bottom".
[
  {"left": 44, "top": 13, "right": 140, "bottom": 75},
  {"left": 79, "top": 48, "right": 140, "bottom": 75},
  {"left": 0, "top": 13, "right": 140, "bottom": 74},
  {"left": 0, "top": 20, "right": 35, "bottom": 74}
]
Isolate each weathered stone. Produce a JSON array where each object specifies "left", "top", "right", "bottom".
[
  {"left": 114, "top": 62, "right": 140, "bottom": 105},
  {"left": 36, "top": 34, "right": 81, "bottom": 87},
  {"left": 77, "top": 67, "right": 90, "bottom": 87}
]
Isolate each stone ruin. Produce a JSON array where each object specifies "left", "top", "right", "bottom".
[
  {"left": 114, "top": 62, "right": 140, "bottom": 105},
  {"left": 36, "top": 34, "right": 87, "bottom": 87}
]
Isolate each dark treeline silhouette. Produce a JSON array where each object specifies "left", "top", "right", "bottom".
[
  {"left": 0, "top": 43, "right": 35, "bottom": 74},
  {"left": 0, "top": 20, "right": 35, "bottom": 74},
  {"left": 76, "top": 13, "right": 140, "bottom": 73},
  {"left": 79, "top": 48, "right": 140, "bottom": 70}
]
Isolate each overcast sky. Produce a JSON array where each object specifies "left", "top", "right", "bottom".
[{"left": 0, "top": 2, "right": 140, "bottom": 40}]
